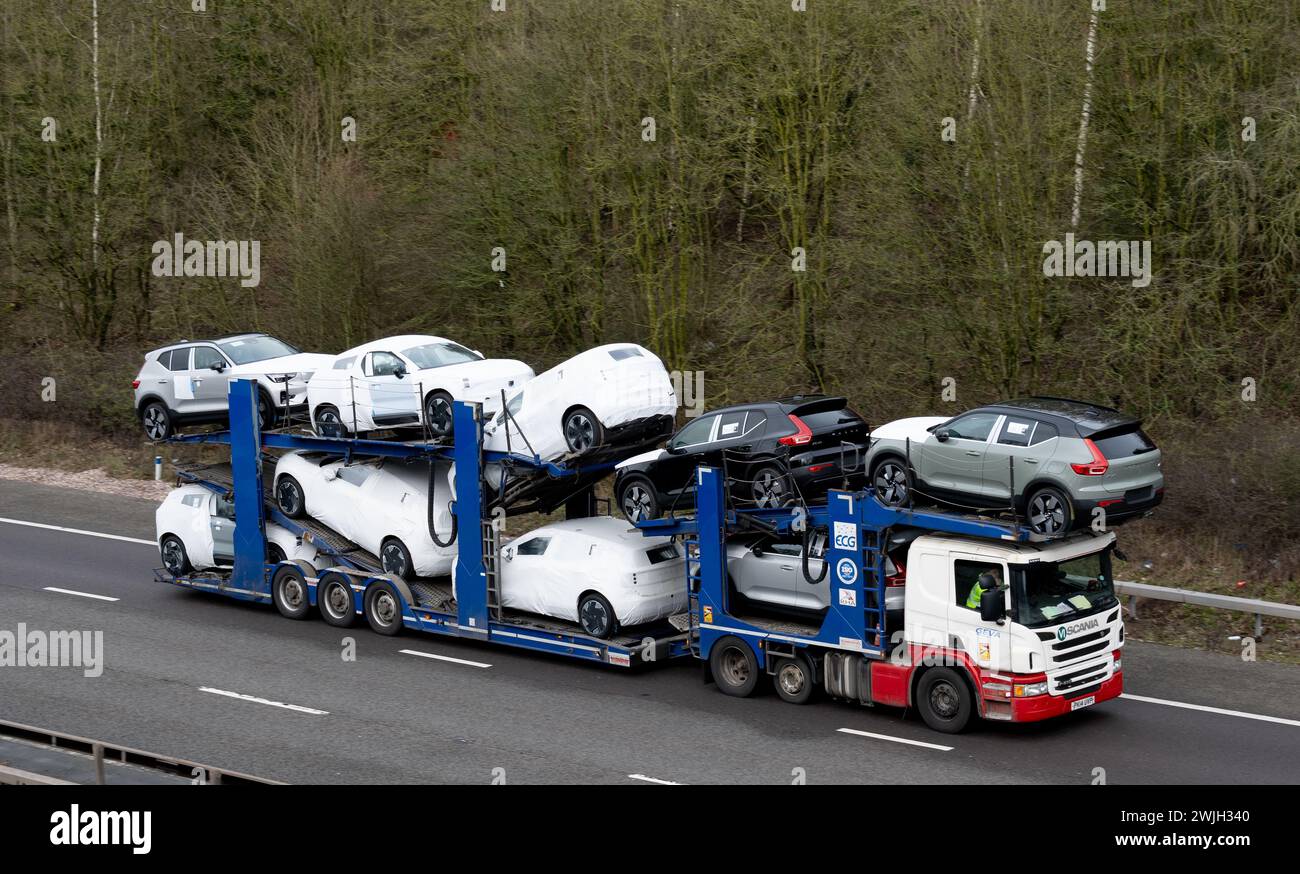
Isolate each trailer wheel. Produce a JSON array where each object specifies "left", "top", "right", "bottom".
[
  {"left": 710, "top": 635, "right": 759, "bottom": 698},
  {"left": 365, "top": 580, "right": 404, "bottom": 636},
  {"left": 916, "top": 667, "right": 974, "bottom": 734},
  {"left": 159, "top": 535, "right": 191, "bottom": 576},
  {"left": 318, "top": 573, "right": 357, "bottom": 627},
  {"left": 272, "top": 565, "right": 310, "bottom": 620},
  {"left": 773, "top": 654, "right": 816, "bottom": 705},
  {"left": 276, "top": 475, "right": 306, "bottom": 518}
]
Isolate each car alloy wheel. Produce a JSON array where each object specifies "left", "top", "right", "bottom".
[
  {"left": 276, "top": 479, "right": 304, "bottom": 517},
  {"left": 622, "top": 483, "right": 654, "bottom": 522},
  {"left": 315, "top": 406, "right": 344, "bottom": 437},
  {"left": 381, "top": 542, "right": 408, "bottom": 578},
  {"left": 426, "top": 393, "right": 453, "bottom": 437},
  {"left": 564, "top": 411, "right": 597, "bottom": 452},
  {"left": 143, "top": 404, "right": 170, "bottom": 440},
  {"left": 873, "top": 460, "right": 909, "bottom": 505},
  {"left": 751, "top": 468, "right": 789, "bottom": 508},
  {"left": 1029, "top": 490, "right": 1068, "bottom": 535},
  {"left": 578, "top": 593, "right": 616, "bottom": 638},
  {"left": 160, "top": 537, "right": 186, "bottom": 575}
]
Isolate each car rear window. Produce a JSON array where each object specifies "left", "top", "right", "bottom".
[
  {"left": 1092, "top": 427, "right": 1156, "bottom": 458},
  {"left": 646, "top": 544, "right": 679, "bottom": 564},
  {"left": 798, "top": 407, "right": 862, "bottom": 430},
  {"left": 608, "top": 347, "right": 643, "bottom": 361}
]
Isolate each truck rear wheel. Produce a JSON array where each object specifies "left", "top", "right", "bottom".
[
  {"left": 318, "top": 572, "right": 357, "bottom": 627},
  {"left": 710, "top": 635, "right": 759, "bottom": 697},
  {"left": 916, "top": 667, "right": 974, "bottom": 733},
  {"left": 365, "top": 580, "right": 404, "bottom": 636},
  {"left": 272, "top": 565, "right": 310, "bottom": 620},
  {"left": 773, "top": 655, "right": 816, "bottom": 705}
]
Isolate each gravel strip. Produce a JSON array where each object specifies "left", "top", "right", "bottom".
[{"left": 0, "top": 464, "right": 170, "bottom": 501}]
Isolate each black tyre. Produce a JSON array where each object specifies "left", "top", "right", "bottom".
[
  {"left": 364, "top": 580, "right": 404, "bottom": 636},
  {"left": 257, "top": 390, "right": 276, "bottom": 431},
  {"left": 424, "top": 390, "right": 454, "bottom": 438},
  {"left": 916, "top": 667, "right": 975, "bottom": 734},
  {"left": 276, "top": 475, "right": 306, "bottom": 518},
  {"left": 578, "top": 592, "right": 619, "bottom": 639},
  {"left": 380, "top": 537, "right": 415, "bottom": 581},
  {"left": 266, "top": 543, "right": 287, "bottom": 565},
  {"left": 141, "top": 401, "right": 173, "bottom": 441},
  {"left": 750, "top": 465, "right": 792, "bottom": 509},
  {"left": 709, "top": 635, "right": 760, "bottom": 698},
  {"left": 272, "top": 564, "right": 310, "bottom": 620},
  {"left": 159, "top": 535, "right": 191, "bottom": 576},
  {"left": 562, "top": 406, "right": 604, "bottom": 453},
  {"left": 1026, "top": 485, "right": 1073, "bottom": 536},
  {"left": 772, "top": 654, "right": 817, "bottom": 705},
  {"left": 318, "top": 572, "right": 357, "bottom": 627},
  {"left": 871, "top": 456, "right": 911, "bottom": 506},
  {"left": 314, "top": 405, "right": 346, "bottom": 438},
  {"left": 617, "top": 476, "right": 660, "bottom": 522}
]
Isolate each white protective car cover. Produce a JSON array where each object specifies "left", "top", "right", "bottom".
[
  {"left": 482, "top": 343, "right": 677, "bottom": 465},
  {"left": 494, "top": 516, "right": 686, "bottom": 628},
  {"left": 305, "top": 334, "right": 534, "bottom": 433},
  {"left": 156, "top": 484, "right": 318, "bottom": 571},
  {"left": 274, "top": 452, "right": 457, "bottom": 577}
]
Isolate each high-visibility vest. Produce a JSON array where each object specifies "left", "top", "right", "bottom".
[{"left": 965, "top": 582, "right": 984, "bottom": 609}]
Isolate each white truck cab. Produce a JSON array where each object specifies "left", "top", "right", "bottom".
[{"left": 899, "top": 530, "right": 1123, "bottom": 722}]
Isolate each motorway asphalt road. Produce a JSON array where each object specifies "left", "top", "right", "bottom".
[{"left": 2, "top": 478, "right": 1299, "bottom": 785}]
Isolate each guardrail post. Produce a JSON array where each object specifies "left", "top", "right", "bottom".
[
  {"left": 1126, "top": 594, "right": 1138, "bottom": 620},
  {"left": 1254, "top": 612, "right": 1263, "bottom": 640},
  {"left": 92, "top": 742, "right": 105, "bottom": 785}
]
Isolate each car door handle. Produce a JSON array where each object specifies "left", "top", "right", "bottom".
[
  {"left": 965, "top": 450, "right": 981, "bottom": 457},
  {"left": 1024, "top": 458, "right": 1040, "bottom": 464},
  {"left": 157, "top": 379, "right": 168, "bottom": 384},
  {"left": 779, "top": 564, "right": 795, "bottom": 571},
  {"left": 736, "top": 444, "right": 752, "bottom": 452}
]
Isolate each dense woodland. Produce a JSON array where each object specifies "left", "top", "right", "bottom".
[{"left": 2, "top": 1, "right": 1299, "bottom": 600}]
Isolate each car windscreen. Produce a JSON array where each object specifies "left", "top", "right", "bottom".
[
  {"left": 1091, "top": 426, "right": 1156, "bottom": 457},
  {"left": 218, "top": 335, "right": 298, "bottom": 364},
  {"left": 401, "top": 342, "right": 482, "bottom": 369},
  {"left": 1011, "top": 547, "right": 1117, "bottom": 628}
]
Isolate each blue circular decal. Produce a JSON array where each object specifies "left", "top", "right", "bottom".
[{"left": 836, "top": 557, "right": 858, "bottom": 585}]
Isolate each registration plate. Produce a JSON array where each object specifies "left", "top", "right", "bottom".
[{"left": 1070, "top": 695, "right": 1096, "bottom": 711}]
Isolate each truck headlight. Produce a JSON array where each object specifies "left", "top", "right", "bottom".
[
  {"left": 1013, "top": 681, "right": 1049, "bottom": 697},
  {"left": 1113, "top": 657, "right": 1121, "bottom": 672}
]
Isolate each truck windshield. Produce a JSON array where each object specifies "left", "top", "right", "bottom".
[{"left": 1010, "top": 548, "right": 1116, "bottom": 628}]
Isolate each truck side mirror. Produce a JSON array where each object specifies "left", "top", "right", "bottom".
[{"left": 980, "top": 589, "right": 1005, "bottom": 623}]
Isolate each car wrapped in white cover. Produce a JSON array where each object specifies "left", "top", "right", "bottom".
[
  {"left": 273, "top": 451, "right": 457, "bottom": 580},
  {"left": 482, "top": 343, "right": 677, "bottom": 463},
  {"left": 494, "top": 516, "right": 686, "bottom": 638},
  {"left": 155, "top": 484, "right": 317, "bottom": 575}
]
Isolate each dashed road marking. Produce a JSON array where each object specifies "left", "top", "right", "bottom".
[
  {"left": 43, "top": 587, "right": 120, "bottom": 602},
  {"left": 1121, "top": 693, "right": 1300, "bottom": 728},
  {"left": 400, "top": 649, "right": 492, "bottom": 669},
  {"left": 628, "top": 774, "right": 683, "bottom": 785},
  {"left": 837, "top": 727, "right": 954, "bottom": 751},
  {"left": 199, "top": 687, "right": 328, "bottom": 716},
  {"left": 0, "top": 517, "right": 154, "bottom": 546}
]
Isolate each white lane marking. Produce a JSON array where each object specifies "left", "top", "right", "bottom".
[
  {"left": 400, "top": 648, "right": 492, "bottom": 669},
  {"left": 1120, "top": 693, "right": 1300, "bottom": 728},
  {"left": 43, "top": 587, "right": 120, "bottom": 602},
  {"left": 198, "top": 687, "right": 329, "bottom": 716},
  {"left": 0, "top": 517, "right": 154, "bottom": 546},
  {"left": 837, "top": 727, "right": 954, "bottom": 751},
  {"left": 628, "top": 774, "right": 683, "bottom": 785}
]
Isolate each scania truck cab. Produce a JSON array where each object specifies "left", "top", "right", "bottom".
[{"left": 896, "top": 529, "right": 1123, "bottom": 729}]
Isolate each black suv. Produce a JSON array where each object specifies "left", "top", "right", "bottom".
[{"left": 613, "top": 396, "right": 869, "bottom": 521}]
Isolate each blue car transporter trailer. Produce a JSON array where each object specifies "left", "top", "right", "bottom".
[
  {"left": 158, "top": 378, "right": 691, "bottom": 667},
  {"left": 638, "top": 464, "right": 1054, "bottom": 694}
]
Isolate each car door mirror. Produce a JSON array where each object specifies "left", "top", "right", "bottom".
[
  {"left": 394, "top": 365, "right": 407, "bottom": 379},
  {"left": 666, "top": 443, "right": 687, "bottom": 455},
  {"left": 209, "top": 361, "right": 226, "bottom": 373},
  {"left": 503, "top": 546, "right": 514, "bottom": 562},
  {"left": 979, "top": 588, "right": 1005, "bottom": 623},
  {"left": 935, "top": 428, "right": 951, "bottom": 442},
  {"left": 751, "top": 544, "right": 764, "bottom": 557}
]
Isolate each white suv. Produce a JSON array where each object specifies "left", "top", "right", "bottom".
[{"left": 133, "top": 333, "right": 332, "bottom": 439}]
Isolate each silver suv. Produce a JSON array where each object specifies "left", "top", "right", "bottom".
[
  {"left": 133, "top": 333, "right": 332, "bottom": 439},
  {"left": 865, "top": 397, "right": 1164, "bottom": 535}
]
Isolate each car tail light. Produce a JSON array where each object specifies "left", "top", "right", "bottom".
[
  {"left": 1070, "top": 438, "right": 1109, "bottom": 476},
  {"left": 778, "top": 415, "right": 813, "bottom": 446},
  {"left": 132, "top": 379, "right": 140, "bottom": 389},
  {"left": 806, "top": 463, "right": 831, "bottom": 474}
]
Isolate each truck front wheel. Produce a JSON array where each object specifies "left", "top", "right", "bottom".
[
  {"left": 709, "top": 636, "right": 759, "bottom": 698},
  {"left": 916, "top": 667, "right": 974, "bottom": 733}
]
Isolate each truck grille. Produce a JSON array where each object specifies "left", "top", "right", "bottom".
[{"left": 1051, "top": 660, "right": 1110, "bottom": 694}]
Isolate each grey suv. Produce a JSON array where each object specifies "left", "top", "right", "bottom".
[
  {"left": 865, "top": 397, "right": 1164, "bottom": 535},
  {"left": 133, "top": 333, "right": 332, "bottom": 440}
]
